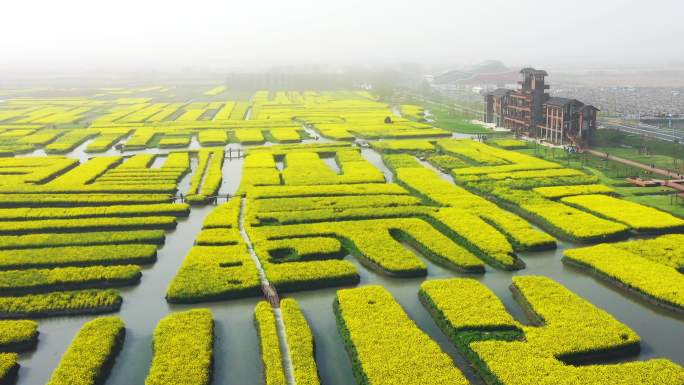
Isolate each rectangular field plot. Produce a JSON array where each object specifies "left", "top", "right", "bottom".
[
  {"left": 420, "top": 277, "right": 684, "bottom": 385},
  {"left": 0, "top": 149, "right": 198, "bottom": 321},
  {"left": 564, "top": 235, "right": 684, "bottom": 312},
  {"left": 0, "top": 87, "right": 682, "bottom": 385}
]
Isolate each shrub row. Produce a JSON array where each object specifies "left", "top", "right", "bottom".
[
  {"left": 420, "top": 278, "right": 519, "bottom": 332},
  {"left": 0, "top": 320, "right": 39, "bottom": 351},
  {"left": 160, "top": 151, "right": 191, "bottom": 170},
  {"left": 263, "top": 259, "right": 359, "bottom": 293},
  {"left": 430, "top": 208, "right": 522, "bottom": 270},
  {"left": 393, "top": 164, "right": 555, "bottom": 251},
  {"left": 426, "top": 154, "right": 469, "bottom": 170},
  {"left": 195, "top": 150, "right": 224, "bottom": 201},
  {"left": 0, "top": 194, "right": 173, "bottom": 208},
  {"left": 249, "top": 183, "right": 408, "bottom": 199},
  {"left": 46, "top": 317, "right": 125, "bottom": 385},
  {"left": 281, "top": 151, "right": 384, "bottom": 186},
  {"left": 251, "top": 205, "right": 432, "bottom": 226},
  {"left": 122, "top": 130, "right": 155, "bottom": 150},
  {"left": 46, "top": 156, "right": 122, "bottom": 186},
  {"left": 564, "top": 242, "right": 684, "bottom": 312},
  {"left": 0, "top": 353, "right": 18, "bottom": 385},
  {"left": 44, "top": 131, "right": 96, "bottom": 154},
  {"left": 89, "top": 182, "right": 177, "bottom": 191},
  {"left": 0, "top": 230, "right": 165, "bottom": 250},
  {"left": 0, "top": 204, "right": 189, "bottom": 221},
  {"left": 145, "top": 309, "right": 213, "bottom": 385},
  {"left": 351, "top": 127, "right": 451, "bottom": 139},
  {"left": 488, "top": 138, "right": 529, "bottom": 149},
  {"left": 420, "top": 276, "right": 684, "bottom": 385},
  {"left": 470, "top": 184, "right": 630, "bottom": 243},
  {"left": 202, "top": 199, "right": 240, "bottom": 228},
  {"left": 85, "top": 131, "right": 130, "bottom": 153},
  {"left": 438, "top": 139, "right": 546, "bottom": 166},
  {"left": 168, "top": 199, "right": 263, "bottom": 302},
  {"left": 187, "top": 150, "right": 224, "bottom": 204},
  {"left": 258, "top": 237, "right": 344, "bottom": 263},
  {"left": 197, "top": 130, "right": 228, "bottom": 146},
  {"left": 280, "top": 298, "right": 321, "bottom": 385},
  {"left": 518, "top": 199, "right": 630, "bottom": 243},
  {"left": 268, "top": 127, "right": 302, "bottom": 143},
  {"left": 431, "top": 140, "right": 658, "bottom": 241},
  {"left": 238, "top": 160, "right": 281, "bottom": 194},
  {"left": 158, "top": 135, "right": 191, "bottom": 148},
  {"left": 471, "top": 338, "right": 684, "bottom": 385},
  {"left": 532, "top": 184, "right": 615, "bottom": 199},
  {"left": 166, "top": 245, "right": 261, "bottom": 303},
  {"left": 0, "top": 289, "right": 122, "bottom": 319},
  {"left": 251, "top": 194, "right": 421, "bottom": 213},
  {"left": 194, "top": 228, "right": 241, "bottom": 246},
  {"left": 437, "top": 139, "right": 509, "bottom": 165},
  {"left": 254, "top": 301, "right": 287, "bottom": 385},
  {"left": 455, "top": 168, "right": 586, "bottom": 183},
  {"left": 469, "top": 174, "right": 600, "bottom": 190},
  {"left": 253, "top": 299, "right": 322, "bottom": 385},
  {"left": 234, "top": 129, "right": 265, "bottom": 144},
  {"left": 509, "top": 276, "right": 640, "bottom": 359},
  {"left": 334, "top": 285, "right": 469, "bottom": 385},
  {"left": 611, "top": 234, "right": 684, "bottom": 270},
  {"left": 370, "top": 139, "right": 435, "bottom": 153},
  {"left": 0, "top": 265, "right": 141, "bottom": 295},
  {"left": 0, "top": 216, "right": 177, "bottom": 235},
  {"left": 561, "top": 194, "right": 684, "bottom": 233},
  {"left": 253, "top": 218, "right": 485, "bottom": 276}
]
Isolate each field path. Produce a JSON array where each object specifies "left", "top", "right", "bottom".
[
  {"left": 585, "top": 149, "right": 683, "bottom": 178},
  {"left": 239, "top": 197, "right": 297, "bottom": 385}
]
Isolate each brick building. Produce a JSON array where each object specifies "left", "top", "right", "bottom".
[{"left": 484, "top": 68, "right": 598, "bottom": 146}]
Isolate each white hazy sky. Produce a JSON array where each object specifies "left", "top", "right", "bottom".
[{"left": 1, "top": 0, "right": 683, "bottom": 72}]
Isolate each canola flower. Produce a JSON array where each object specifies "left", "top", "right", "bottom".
[
  {"left": 46, "top": 317, "right": 124, "bottom": 385},
  {"left": 421, "top": 276, "right": 684, "bottom": 385},
  {"left": 335, "top": 285, "right": 469, "bottom": 385},
  {"left": 145, "top": 309, "right": 213, "bottom": 385}
]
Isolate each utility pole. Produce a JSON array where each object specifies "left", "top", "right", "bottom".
[
  {"left": 672, "top": 114, "right": 676, "bottom": 171},
  {"left": 671, "top": 90, "right": 678, "bottom": 171}
]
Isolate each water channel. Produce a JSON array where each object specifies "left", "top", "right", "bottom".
[{"left": 12, "top": 139, "right": 684, "bottom": 385}]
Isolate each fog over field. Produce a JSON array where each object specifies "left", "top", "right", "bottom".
[{"left": 2, "top": 0, "right": 683, "bottom": 73}]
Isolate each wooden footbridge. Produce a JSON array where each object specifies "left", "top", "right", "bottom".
[{"left": 171, "top": 194, "right": 235, "bottom": 204}]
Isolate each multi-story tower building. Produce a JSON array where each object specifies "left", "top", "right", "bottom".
[{"left": 484, "top": 68, "right": 598, "bottom": 146}]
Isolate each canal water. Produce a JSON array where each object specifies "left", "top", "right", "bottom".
[{"left": 11, "top": 141, "right": 684, "bottom": 385}]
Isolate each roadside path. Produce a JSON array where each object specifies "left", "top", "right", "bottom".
[
  {"left": 239, "top": 197, "right": 297, "bottom": 385},
  {"left": 585, "top": 149, "right": 683, "bottom": 179}
]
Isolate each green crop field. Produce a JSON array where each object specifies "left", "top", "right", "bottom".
[{"left": 0, "top": 86, "right": 681, "bottom": 385}]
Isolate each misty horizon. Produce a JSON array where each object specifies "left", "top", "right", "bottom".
[{"left": 2, "top": 0, "right": 684, "bottom": 76}]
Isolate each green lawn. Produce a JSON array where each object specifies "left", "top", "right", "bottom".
[
  {"left": 425, "top": 104, "right": 490, "bottom": 134},
  {"left": 506, "top": 145, "right": 684, "bottom": 217},
  {"left": 626, "top": 194, "right": 684, "bottom": 217},
  {"left": 515, "top": 146, "right": 665, "bottom": 182},
  {"left": 593, "top": 146, "right": 684, "bottom": 173}
]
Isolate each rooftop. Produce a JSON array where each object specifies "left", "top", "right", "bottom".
[
  {"left": 520, "top": 67, "right": 549, "bottom": 76},
  {"left": 486, "top": 88, "right": 512, "bottom": 97},
  {"left": 545, "top": 97, "right": 577, "bottom": 107}
]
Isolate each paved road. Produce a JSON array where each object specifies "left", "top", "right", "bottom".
[
  {"left": 600, "top": 118, "right": 683, "bottom": 142},
  {"left": 585, "top": 148, "right": 683, "bottom": 179}
]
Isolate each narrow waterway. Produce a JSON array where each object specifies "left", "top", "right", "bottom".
[
  {"left": 11, "top": 142, "right": 684, "bottom": 385},
  {"left": 239, "top": 197, "right": 297, "bottom": 385}
]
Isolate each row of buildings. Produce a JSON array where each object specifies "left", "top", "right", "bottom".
[{"left": 484, "top": 68, "right": 598, "bottom": 146}]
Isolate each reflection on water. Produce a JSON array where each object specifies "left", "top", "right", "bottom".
[{"left": 11, "top": 145, "right": 684, "bottom": 385}]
